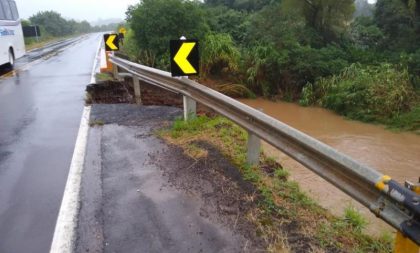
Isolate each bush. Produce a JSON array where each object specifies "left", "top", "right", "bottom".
[
  {"left": 242, "top": 43, "right": 284, "bottom": 97},
  {"left": 302, "top": 63, "right": 416, "bottom": 122},
  {"left": 201, "top": 33, "right": 240, "bottom": 76},
  {"left": 404, "top": 49, "right": 420, "bottom": 89}
]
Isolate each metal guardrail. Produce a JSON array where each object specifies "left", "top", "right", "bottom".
[{"left": 109, "top": 55, "right": 420, "bottom": 245}]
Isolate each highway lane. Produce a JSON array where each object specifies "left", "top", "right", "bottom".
[{"left": 0, "top": 33, "right": 101, "bottom": 253}]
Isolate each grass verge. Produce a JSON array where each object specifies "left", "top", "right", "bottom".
[
  {"left": 387, "top": 105, "right": 420, "bottom": 134},
  {"left": 24, "top": 34, "right": 78, "bottom": 51},
  {"left": 158, "top": 115, "right": 393, "bottom": 252}
]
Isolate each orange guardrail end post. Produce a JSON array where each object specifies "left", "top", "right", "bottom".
[
  {"left": 394, "top": 232, "right": 419, "bottom": 253},
  {"left": 395, "top": 179, "right": 420, "bottom": 253},
  {"left": 100, "top": 51, "right": 113, "bottom": 73}
]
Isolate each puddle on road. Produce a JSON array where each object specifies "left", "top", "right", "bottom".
[{"left": 240, "top": 98, "right": 420, "bottom": 235}]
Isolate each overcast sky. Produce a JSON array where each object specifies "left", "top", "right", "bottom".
[
  {"left": 16, "top": 0, "right": 139, "bottom": 23},
  {"left": 15, "top": 0, "right": 378, "bottom": 24}
]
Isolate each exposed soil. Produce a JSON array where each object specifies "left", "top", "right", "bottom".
[
  {"left": 86, "top": 79, "right": 216, "bottom": 115},
  {"left": 155, "top": 140, "right": 268, "bottom": 251},
  {"left": 86, "top": 81, "right": 134, "bottom": 104}
]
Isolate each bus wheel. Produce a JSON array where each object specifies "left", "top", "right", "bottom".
[{"left": 7, "top": 49, "right": 15, "bottom": 68}]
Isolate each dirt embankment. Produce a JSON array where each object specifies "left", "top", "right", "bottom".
[{"left": 86, "top": 75, "right": 212, "bottom": 113}]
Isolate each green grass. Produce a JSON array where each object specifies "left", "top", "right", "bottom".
[
  {"left": 24, "top": 34, "right": 77, "bottom": 51},
  {"left": 344, "top": 206, "right": 368, "bottom": 232},
  {"left": 159, "top": 115, "right": 393, "bottom": 252},
  {"left": 95, "top": 72, "right": 114, "bottom": 82},
  {"left": 387, "top": 105, "right": 420, "bottom": 133},
  {"left": 316, "top": 206, "right": 392, "bottom": 252},
  {"left": 89, "top": 119, "right": 104, "bottom": 127}
]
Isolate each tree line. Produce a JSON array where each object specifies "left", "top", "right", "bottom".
[
  {"left": 122, "top": 0, "right": 419, "bottom": 131},
  {"left": 22, "top": 11, "right": 120, "bottom": 44}
]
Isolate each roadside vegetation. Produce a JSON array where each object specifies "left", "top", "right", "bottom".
[
  {"left": 22, "top": 11, "right": 120, "bottom": 50},
  {"left": 121, "top": 0, "right": 420, "bottom": 132},
  {"left": 158, "top": 115, "right": 393, "bottom": 252}
]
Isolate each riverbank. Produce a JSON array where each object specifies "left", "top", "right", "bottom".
[
  {"left": 299, "top": 64, "right": 420, "bottom": 134},
  {"left": 159, "top": 115, "right": 393, "bottom": 252}
]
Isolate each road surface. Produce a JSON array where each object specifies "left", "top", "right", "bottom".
[
  {"left": 0, "top": 33, "right": 100, "bottom": 253},
  {"left": 76, "top": 104, "right": 262, "bottom": 252}
]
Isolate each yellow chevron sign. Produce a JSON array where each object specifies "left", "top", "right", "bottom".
[
  {"left": 174, "top": 42, "right": 197, "bottom": 74},
  {"left": 170, "top": 39, "right": 199, "bottom": 77},
  {"left": 104, "top": 34, "right": 119, "bottom": 51},
  {"left": 119, "top": 27, "right": 126, "bottom": 35}
]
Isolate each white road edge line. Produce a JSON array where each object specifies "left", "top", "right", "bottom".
[
  {"left": 90, "top": 34, "right": 103, "bottom": 84},
  {"left": 49, "top": 34, "right": 101, "bottom": 253},
  {"left": 49, "top": 106, "right": 91, "bottom": 253}
]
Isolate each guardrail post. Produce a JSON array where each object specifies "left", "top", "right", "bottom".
[
  {"left": 247, "top": 130, "right": 261, "bottom": 166},
  {"left": 133, "top": 76, "right": 142, "bottom": 104},
  {"left": 247, "top": 108, "right": 263, "bottom": 166},
  {"left": 112, "top": 63, "right": 119, "bottom": 79},
  {"left": 183, "top": 96, "right": 196, "bottom": 121}
]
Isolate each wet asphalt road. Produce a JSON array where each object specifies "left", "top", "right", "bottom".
[
  {"left": 0, "top": 33, "right": 101, "bottom": 253},
  {"left": 77, "top": 104, "right": 247, "bottom": 253}
]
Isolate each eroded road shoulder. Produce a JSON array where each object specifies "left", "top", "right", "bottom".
[{"left": 76, "top": 104, "right": 263, "bottom": 253}]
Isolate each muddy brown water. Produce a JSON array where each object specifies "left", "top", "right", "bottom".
[{"left": 239, "top": 98, "right": 420, "bottom": 235}]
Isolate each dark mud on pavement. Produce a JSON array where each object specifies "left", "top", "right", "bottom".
[
  {"left": 155, "top": 140, "right": 267, "bottom": 251},
  {"left": 77, "top": 104, "right": 266, "bottom": 253},
  {"left": 89, "top": 104, "right": 181, "bottom": 126}
]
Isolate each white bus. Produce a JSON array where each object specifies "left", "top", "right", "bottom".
[{"left": 0, "top": 0, "right": 25, "bottom": 68}]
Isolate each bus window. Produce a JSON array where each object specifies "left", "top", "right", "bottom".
[
  {"left": 0, "top": 1, "right": 5, "bottom": 20},
  {"left": 9, "top": 1, "right": 18, "bottom": 20},
  {"left": 1, "top": 0, "right": 12, "bottom": 20}
]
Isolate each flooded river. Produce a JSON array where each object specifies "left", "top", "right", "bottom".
[{"left": 239, "top": 98, "right": 420, "bottom": 235}]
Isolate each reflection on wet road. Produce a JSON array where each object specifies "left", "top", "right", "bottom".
[{"left": 0, "top": 34, "right": 101, "bottom": 253}]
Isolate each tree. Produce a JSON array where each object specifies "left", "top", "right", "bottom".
[
  {"left": 375, "top": 0, "right": 419, "bottom": 51},
  {"left": 350, "top": 16, "right": 385, "bottom": 49},
  {"left": 75, "top": 21, "right": 92, "bottom": 34},
  {"left": 29, "top": 11, "right": 70, "bottom": 36},
  {"left": 204, "top": 5, "right": 249, "bottom": 43},
  {"left": 126, "top": 0, "right": 209, "bottom": 68},
  {"left": 283, "top": 0, "right": 355, "bottom": 42},
  {"left": 204, "top": 0, "right": 273, "bottom": 11},
  {"left": 354, "top": 0, "right": 375, "bottom": 17}
]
